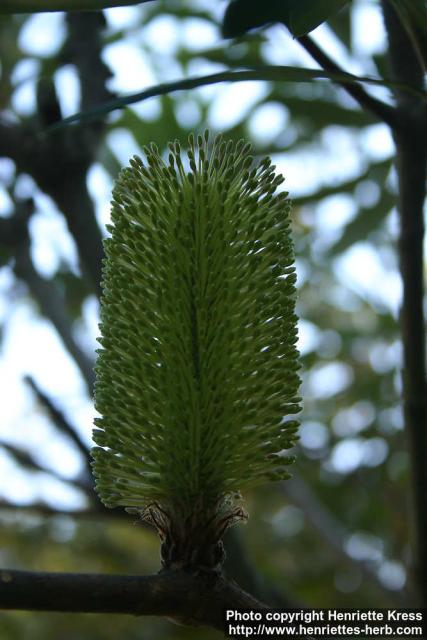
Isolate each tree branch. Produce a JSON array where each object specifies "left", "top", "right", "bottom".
[
  {"left": 223, "top": 528, "right": 298, "bottom": 607},
  {"left": 14, "top": 243, "right": 95, "bottom": 393},
  {"left": 0, "top": 199, "right": 95, "bottom": 392},
  {"left": 0, "top": 125, "right": 104, "bottom": 297},
  {"left": 282, "top": 477, "right": 408, "bottom": 604},
  {"left": 63, "top": 13, "right": 113, "bottom": 111},
  {"left": 0, "top": 501, "right": 98, "bottom": 519},
  {"left": 1, "top": 442, "right": 64, "bottom": 478},
  {"left": 24, "top": 376, "right": 92, "bottom": 474},
  {"left": 0, "top": 13, "right": 111, "bottom": 295},
  {"left": 381, "top": 0, "right": 427, "bottom": 607},
  {"left": 0, "top": 442, "right": 89, "bottom": 493},
  {"left": 0, "top": 568, "right": 265, "bottom": 630},
  {"left": 296, "top": 34, "right": 400, "bottom": 129}
]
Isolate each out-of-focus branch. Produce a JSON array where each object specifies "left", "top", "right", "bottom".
[
  {"left": 0, "top": 200, "right": 95, "bottom": 392},
  {"left": 24, "top": 376, "right": 92, "bottom": 474},
  {"left": 224, "top": 527, "right": 299, "bottom": 607},
  {"left": 0, "top": 114, "right": 104, "bottom": 297},
  {"left": 23, "top": 267, "right": 94, "bottom": 390},
  {"left": 0, "top": 120, "right": 22, "bottom": 158},
  {"left": 2, "top": 443, "right": 60, "bottom": 477},
  {"left": 14, "top": 245, "right": 95, "bottom": 393},
  {"left": 0, "top": 442, "right": 88, "bottom": 492},
  {"left": 281, "top": 477, "right": 407, "bottom": 605},
  {"left": 0, "top": 568, "right": 265, "bottom": 629},
  {"left": 23, "top": 375, "right": 95, "bottom": 497},
  {"left": 381, "top": 0, "right": 427, "bottom": 607},
  {"left": 0, "top": 501, "right": 94, "bottom": 519},
  {"left": 0, "top": 500, "right": 145, "bottom": 523},
  {"left": 63, "top": 13, "right": 112, "bottom": 112},
  {"left": 296, "top": 34, "right": 399, "bottom": 129},
  {"left": 0, "top": 13, "right": 112, "bottom": 295}
]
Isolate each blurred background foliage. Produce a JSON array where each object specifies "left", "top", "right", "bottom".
[{"left": 0, "top": 1, "right": 416, "bottom": 637}]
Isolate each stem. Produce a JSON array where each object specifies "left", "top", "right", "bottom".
[
  {"left": 297, "top": 34, "right": 400, "bottom": 129},
  {"left": 0, "top": 569, "right": 265, "bottom": 630},
  {"left": 381, "top": 0, "right": 427, "bottom": 606}
]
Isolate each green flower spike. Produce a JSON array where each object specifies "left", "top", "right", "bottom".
[{"left": 92, "top": 131, "right": 301, "bottom": 571}]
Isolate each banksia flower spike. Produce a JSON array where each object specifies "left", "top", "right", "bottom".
[{"left": 92, "top": 132, "right": 301, "bottom": 571}]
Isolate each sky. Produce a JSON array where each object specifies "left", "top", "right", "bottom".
[{"left": 0, "top": 0, "right": 408, "bottom": 590}]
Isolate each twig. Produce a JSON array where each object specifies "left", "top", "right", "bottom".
[
  {"left": 224, "top": 528, "right": 299, "bottom": 607},
  {"left": 14, "top": 243, "right": 95, "bottom": 393},
  {"left": 0, "top": 501, "right": 95, "bottom": 519},
  {"left": 1, "top": 443, "right": 61, "bottom": 477},
  {"left": 0, "top": 443, "right": 88, "bottom": 492},
  {"left": 64, "top": 13, "right": 113, "bottom": 111},
  {"left": 296, "top": 34, "right": 400, "bottom": 129},
  {"left": 24, "top": 376, "right": 92, "bottom": 475},
  {"left": 282, "top": 477, "right": 408, "bottom": 605},
  {"left": 0, "top": 14, "right": 111, "bottom": 295},
  {"left": 0, "top": 202, "right": 95, "bottom": 393},
  {"left": 0, "top": 500, "right": 148, "bottom": 527}
]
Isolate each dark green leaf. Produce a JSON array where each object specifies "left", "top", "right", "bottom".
[
  {"left": 328, "top": 3, "right": 352, "bottom": 49},
  {"left": 222, "top": 0, "right": 284, "bottom": 38},
  {"left": 222, "top": 0, "right": 350, "bottom": 38},
  {"left": 287, "top": 0, "right": 350, "bottom": 38}
]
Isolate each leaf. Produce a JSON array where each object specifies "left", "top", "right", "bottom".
[
  {"left": 222, "top": 0, "right": 283, "bottom": 38},
  {"left": 222, "top": 0, "right": 350, "bottom": 38},
  {"left": 328, "top": 2, "right": 352, "bottom": 48},
  {"left": 50, "top": 66, "right": 425, "bottom": 131},
  {"left": 388, "top": 0, "right": 427, "bottom": 71},
  {"left": 286, "top": 0, "right": 350, "bottom": 38}
]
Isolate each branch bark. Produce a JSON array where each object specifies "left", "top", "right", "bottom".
[
  {"left": 381, "top": 0, "right": 427, "bottom": 607},
  {"left": 0, "top": 568, "right": 265, "bottom": 631}
]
